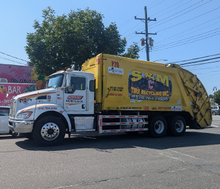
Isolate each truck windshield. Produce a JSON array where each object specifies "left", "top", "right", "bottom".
[{"left": 48, "top": 74, "right": 64, "bottom": 88}]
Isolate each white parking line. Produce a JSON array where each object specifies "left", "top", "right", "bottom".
[{"left": 159, "top": 149, "right": 220, "bottom": 174}]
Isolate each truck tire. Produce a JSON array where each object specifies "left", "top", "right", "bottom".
[
  {"left": 149, "top": 116, "right": 167, "bottom": 137},
  {"left": 32, "top": 116, "right": 66, "bottom": 146},
  {"left": 169, "top": 116, "right": 186, "bottom": 136}
]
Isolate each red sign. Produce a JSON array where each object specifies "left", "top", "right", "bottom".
[
  {"left": 0, "top": 83, "right": 36, "bottom": 106},
  {"left": 67, "top": 95, "right": 83, "bottom": 100}
]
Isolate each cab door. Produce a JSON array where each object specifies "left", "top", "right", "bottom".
[{"left": 64, "top": 76, "right": 87, "bottom": 113}]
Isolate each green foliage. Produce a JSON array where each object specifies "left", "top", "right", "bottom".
[
  {"left": 23, "top": 84, "right": 36, "bottom": 93},
  {"left": 26, "top": 7, "right": 128, "bottom": 76},
  {"left": 208, "top": 94, "right": 213, "bottom": 98},
  {"left": 213, "top": 90, "right": 220, "bottom": 105},
  {"left": 122, "top": 42, "right": 140, "bottom": 59}
]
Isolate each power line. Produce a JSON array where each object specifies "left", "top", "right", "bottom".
[
  {"left": 123, "top": 2, "right": 162, "bottom": 42},
  {"left": 118, "top": 9, "right": 143, "bottom": 29},
  {"left": 169, "top": 53, "right": 220, "bottom": 64},
  {"left": 0, "top": 56, "right": 26, "bottom": 65},
  {"left": 187, "top": 66, "right": 220, "bottom": 73},
  {"left": 125, "top": 25, "right": 146, "bottom": 41},
  {"left": 153, "top": 29, "right": 220, "bottom": 51},
  {"left": 179, "top": 56, "right": 220, "bottom": 66},
  {"left": 156, "top": 7, "right": 220, "bottom": 33},
  {"left": 122, "top": 21, "right": 143, "bottom": 36},
  {"left": 156, "top": 16, "right": 220, "bottom": 44},
  {"left": 155, "top": 31, "right": 220, "bottom": 51},
  {"left": 150, "top": 0, "right": 187, "bottom": 18},
  {"left": 154, "top": 28, "right": 220, "bottom": 49},
  {"left": 124, "top": 1, "right": 187, "bottom": 41},
  {"left": 181, "top": 60, "right": 220, "bottom": 67},
  {"left": 151, "top": 0, "right": 211, "bottom": 29},
  {"left": 148, "top": 0, "right": 165, "bottom": 10},
  {"left": 0, "top": 51, "right": 29, "bottom": 63}
]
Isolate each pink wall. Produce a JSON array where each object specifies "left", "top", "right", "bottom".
[
  {"left": 0, "top": 64, "right": 35, "bottom": 83},
  {"left": 0, "top": 83, "right": 36, "bottom": 106}
]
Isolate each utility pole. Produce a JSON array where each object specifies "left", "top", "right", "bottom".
[{"left": 135, "top": 6, "right": 157, "bottom": 61}]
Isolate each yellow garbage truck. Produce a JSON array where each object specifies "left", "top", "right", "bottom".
[{"left": 9, "top": 54, "right": 212, "bottom": 146}]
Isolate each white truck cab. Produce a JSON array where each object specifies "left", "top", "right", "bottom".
[{"left": 8, "top": 68, "right": 94, "bottom": 145}]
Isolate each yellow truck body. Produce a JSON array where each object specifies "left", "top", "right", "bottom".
[{"left": 82, "top": 53, "right": 212, "bottom": 128}]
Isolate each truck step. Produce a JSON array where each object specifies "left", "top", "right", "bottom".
[
  {"left": 75, "top": 129, "right": 96, "bottom": 132},
  {"left": 102, "top": 128, "right": 148, "bottom": 133}
]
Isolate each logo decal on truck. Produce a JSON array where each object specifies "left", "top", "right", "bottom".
[
  {"left": 172, "top": 106, "right": 182, "bottom": 111},
  {"left": 66, "top": 95, "right": 83, "bottom": 103},
  {"left": 18, "top": 92, "right": 56, "bottom": 103},
  {"left": 128, "top": 70, "right": 172, "bottom": 101},
  {"left": 108, "top": 67, "right": 124, "bottom": 75},
  {"left": 67, "top": 95, "right": 83, "bottom": 100},
  {"left": 20, "top": 98, "right": 32, "bottom": 104}
]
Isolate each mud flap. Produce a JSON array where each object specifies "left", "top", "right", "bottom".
[{"left": 189, "top": 120, "right": 201, "bottom": 129}]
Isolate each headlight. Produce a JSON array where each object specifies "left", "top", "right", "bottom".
[{"left": 16, "top": 111, "right": 33, "bottom": 119}]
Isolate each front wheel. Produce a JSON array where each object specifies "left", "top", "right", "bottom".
[
  {"left": 33, "top": 116, "right": 66, "bottom": 146},
  {"left": 169, "top": 116, "right": 186, "bottom": 136},
  {"left": 149, "top": 116, "right": 167, "bottom": 137}
]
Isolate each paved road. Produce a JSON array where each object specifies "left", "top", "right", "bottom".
[{"left": 1, "top": 116, "right": 220, "bottom": 189}]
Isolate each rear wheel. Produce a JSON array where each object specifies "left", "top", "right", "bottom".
[
  {"left": 33, "top": 116, "right": 66, "bottom": 146},
  {"left": 149, "top": 116, "right": 167, "bottom": 137},
  {"left": 169, "top": 116, "right": 186, "bottom": 136}
]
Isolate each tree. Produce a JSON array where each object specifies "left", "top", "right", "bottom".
[
  {"left": 213, "top": 90, "right": 220, "bottom": 105},
  {"left": 122, "top": 42, "right": 140, "bottom": 59},
  {"left": 26, "top": 7, "right": 127, "bottom": 76}
]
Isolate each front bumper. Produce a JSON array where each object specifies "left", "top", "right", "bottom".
[{"left": 8, "top": 119, "right": 34, "bottom": 133}]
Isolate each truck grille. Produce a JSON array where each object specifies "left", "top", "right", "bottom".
[{"left": 9, "top": 99, "right": 16, "bottom": 118}]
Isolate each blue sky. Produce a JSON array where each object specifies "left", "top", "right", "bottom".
[{"left": 0, "top": 0, "right": 219, "bottom": 95}]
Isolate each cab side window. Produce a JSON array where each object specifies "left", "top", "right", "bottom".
[{"left": 65, "top": 77, "right": 86, "bottom": 93}]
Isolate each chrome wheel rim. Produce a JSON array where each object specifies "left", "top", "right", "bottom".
[
  {"left": 175, "top": 120, "right": 184, "bottom": 133},
  {"left": 41, "top": 122, "right": 60, "bottom": 141},
  {"left": 154, "top": 120, "right": 164, "bottom": 134}
]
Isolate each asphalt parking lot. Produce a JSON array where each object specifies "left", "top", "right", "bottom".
[{"left": 1, "top": 116, "right": 220, "bottom": 189}]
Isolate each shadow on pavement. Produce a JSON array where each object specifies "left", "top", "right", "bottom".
[
  {"left": 15, "top": 127, "right": 220, "bottom": 151},
  {"left": 0, "top": 134, "right": 23, "bottom": 140}
]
